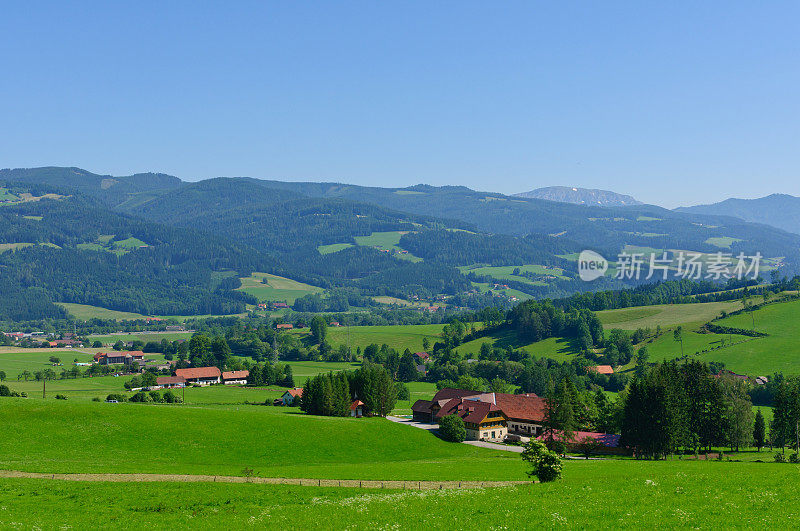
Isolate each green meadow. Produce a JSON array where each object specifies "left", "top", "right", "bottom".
[
  {"left": 55, "top": 303, "right": 151, "bottom": 320},
  {"left": 87, "top": 331, "right": 194, "bottom": 345},
  {"left": 596, "top": 300, "right": 743, "bottom": 330},
  {"left": 1, "top": 460, "right": 798, "bottom": 528},
  {"left": 353, "top": 231, "right": 422, "bottom": 262},
  {"left": 293, "top": 324, "right": 445, "bottom": 353},
  {"left": 237, "top": 272, "right": 323, "bottom": 303},
  {"left": 459, "top": 263, "right": 570, "bottom": 285},
  {"left": 0, "top": 399, "right": 521, "bottom": 481}
]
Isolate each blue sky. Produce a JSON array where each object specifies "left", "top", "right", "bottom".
[{"left": 1, "top": 1, "right": 798, "bottom": 207}]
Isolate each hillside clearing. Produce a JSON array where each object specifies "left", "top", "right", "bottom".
[{"left": 237, "top": 272, "right": 323, "bottom": 303}]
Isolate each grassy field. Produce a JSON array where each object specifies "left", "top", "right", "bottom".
[
  {"left": 596, "top": 300, "right": 743, "bottom": 330},
  {"left": 309, "top": 324, "right": 445, "bottom": 353},
  {"left": 700, "top": 298, "right": 800, "bottom": 375},
  {"left": 392, "top": 380, "right": 438, "bottom": 414},
  {"left": 353, "top": 231, "right": 422, "bottom": 262},
  {"left": 458, "top": 332, "right": 579, "bottom": 363},
  {"left": 237, "top": 272, "right": 323, "bottom": 303},
  {"left": 471, "top": 281, "right": 533, "bottom": 301},
  {"left": 0, "top": 350, "right": 99, "bottom": 379},
  {"left": 55, "top": 303, "right": 151, "bottom": 320},
  {"left": 459, "top": 263, "right": 569, "bottom": 285},
  {"left": 0, "top": 399, "right": 521, "bottom": 481},
  {"left": 2, "top": 460, "right": 799, "bottom": 528},
  {"left": 87, "top": 331, "right": 194, "bottom": 345},
  {"left": 317, "top": 242, "right": 354, "bottom": 254}
]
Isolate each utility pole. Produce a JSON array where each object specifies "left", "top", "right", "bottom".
[{"left": 43, "top": 378, "right": 46, "bottom": 399}]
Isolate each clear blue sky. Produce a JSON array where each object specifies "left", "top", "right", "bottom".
[{"left": 1, "top": 1, "right": 798, "bottom": 207}]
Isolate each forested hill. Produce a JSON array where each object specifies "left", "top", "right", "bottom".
[
  {"left": 247, "top": 179, "right": 800, "bottom": 262},
  {"left": 677, "top": 194, "right": 800, "bottom": 236},
  {"left": 0, "top": 187, "right": 273, "bottom": 320},
  {"left": 0, "top": 167, "right": 181, "bottom": 206}
]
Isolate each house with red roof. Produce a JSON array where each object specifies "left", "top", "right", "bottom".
[
  {"left": 156, "top": 376, "right": 186, "bottom": 389},
  {"left": 412, "top": 388, "right": 547, "bottom": 439},
  {"left": 175, "top": 366, "right": 221, "bottom": 385},
  {"left": 222, "top": 370, "right": 249, "bottom": 385},
  {"left": 434, "top": 397, "right": 508, "bottom": 441},
  {"left": 282, "top": 387, "right": 304, "bottom": 405},
  {"left": 537, "top": 430, "right": 625, "bottom": 455},
  {"left": 350, "top": 400, "right": 364, "bottom": 417}
]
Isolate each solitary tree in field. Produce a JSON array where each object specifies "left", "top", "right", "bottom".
[
  {"left": 521, "top": 439, "right": 562, "bottom": 483},
  {"left": 754, "top": 409, "right": 766, "bottom": 452},
  {"left": 310, "top": 316, "right": 328, "bottom": 345},
  {"left": 0, "top": 370, "right": 5, "bottom": 382},
  {"left": 673, "top": 327, "right": 684, "bottom": 357}
]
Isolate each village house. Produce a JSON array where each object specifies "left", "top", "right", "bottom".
[
  {"left": 350, "top": 400, "right": 364, "bottom": 417},
  {"left": 175, "top": 366, "right": 222, "bottom": 386},
  {"left": 282, "top": 387, "right": 303, "bottom": 405},
  {"left": 412, "top": 388, "right": 547, "bottom": 439},
  {"left": 537, "top": 430, "right": 625, "bottom": 455},
  {"left": 435, "top": 397, "right": 508, "bottom": 441},
  {"left": 414, "top": 352, "right": 429, "bottom": 363},
  {"left": 276, "top": 323, "right": 293, "bottom": 330},
  {"left": 156, "top": 376, "right": 186, "bottom": 389},
  {"left": 222, "top": 370, "right": 250, "bottom": 385}
]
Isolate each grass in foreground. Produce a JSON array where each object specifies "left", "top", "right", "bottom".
[
  {"left": 0, "top": 399, "right": 520, "bottom": 480},
  {"left": 1, "top": 460, "right": 798, "bottom": 528}
]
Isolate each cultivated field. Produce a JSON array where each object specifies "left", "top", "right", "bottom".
[{"left": 596, "top": 300, "right": 743, "bottom": 330}]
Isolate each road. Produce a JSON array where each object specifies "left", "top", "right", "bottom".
[{"left": 386, "top": 416, "right": 524, "bottom": 453}]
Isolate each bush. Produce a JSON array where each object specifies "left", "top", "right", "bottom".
[
  {"left": 0, "top": 384, "right": 10, "bottom": 397},
  {"left": 395, "top": 382, "right": 410, "bottom": 401},
  {"left": 439, "top": 414, "right": 467, "bottom": 443},
  {"left": 790, "top": 453, "right": 799, "bottom": 464},
  {"left": 55, "top": 394, "right": 67, "bottom": 400},
  {"left": 129, "top": 391, "right": 152, "bottom": 403},
  {"left": 774, "top": 452, "right": 787, "bottom": 463},
  {"left": 105, "top": 393, "right": 126, "bottom": 403},
  {"left": 522, "top": 439, "right": 563, "bottom": 483},
  {"left": 92, "top": 397, "right": 101, "bottom": 402},
  {"left": 162, "top": 390, "right": 181, "bottom": 403}
]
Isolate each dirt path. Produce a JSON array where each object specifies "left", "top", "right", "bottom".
[{"left": 0, "top": 470, "right": 526, "bottom": 490}]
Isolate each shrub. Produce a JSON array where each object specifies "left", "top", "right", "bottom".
[
  {"left": 775, "top": 453, "right": 787, "bottom": 463},
  {"left": 395, "top": 382, "right": 410, "bottom": 401},
  {"left": 162, "top": 390, "right": 181, "bottom": 403},
  {"left": 790, "top": 453, "right": 799, "bottom": 464},
  {"left": 439, "top": 414, "right": 467, "bottom": 443},
  {"left": 55, "top": 394, "right": 67, "bottom": 400},
  {"left": 129, "top": 391, "right": 152, "bottom": 403},
  {"left": 92, "top": 397, "right": 101, "bottom": 402},
  {"left": 148, "top": 390, "right": 163, "bottom": 403},
  {"left": 522, "top": 439, "right": 563, "bottom": 483},
  {"left": 0, "top": 384, "right": 10, "bottom": 397}
]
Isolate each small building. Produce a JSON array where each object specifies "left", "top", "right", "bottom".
[
  {"left": 282, "top": 387, "right": 304, "bottom": 405},
  {"left": 156, "top": 376, "right": 186, "bottom": 389},
  {"left": 537, "top": 430, "right": 625, "bottom": 455},
  {"left": 350, "top": 400, "right": 365, "bottom": 417},
  {"left": 414, "top": 352, "right": 430, "bottom": 362},
  {"left": 175, "top": 366, "right": 222, "bottom": 386},
  {"left": 276, "top": 323, "right": 293, "bottom": 330},
  {"left": 588, "top": 365, "right": 614, "bottom": 375},
  {"left": 272, "top": 302, "right": 289, "bottom": 309},
  {"left": 222, "top": 370, "right": 250, "bottom": 385},
  {"left": 330, "top": 321, "right": 341, "bottom": 327}
]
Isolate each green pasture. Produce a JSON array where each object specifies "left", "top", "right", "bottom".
[
  {"left": 87, "top": 331, "right": 193, "bottom": 345},
  {"left": 705, "top": 236, "right": 743, "bottom": 248},
  {"left": 700, "top": 298, "right": 800, "bottom": 375},
  {"left": 459, "top": 263, "right": 569, "bottom": 284},
  {"left": 237, "top": 272, "right": 323, "bottom": 303},
  {"left": 317, "top": 242, "right": 354, "bottom": 254},
  {"left": 2, "top": 460, "right": 799, "bottom": 528},
  {"left": 471, "top": 281, "right": 533, "bottom": 301},
  {"left": 0, "top": 350, "right": 97, "bottom": 379},
  {"left": 392, "top": 380, "right": 437, "bottom": 414},
  {"left": 0, "top": 399, "right": 520, "bottom": 481},
  {"left": 316, "top": 324, "right": 445, "bottom": 353},
  {"left": 596, "top": 300, "right": 743, "bottom": 330},
  {"left": 56, "top": 303, "right": 151, "bottom": 320},
  {"left": 353, "top": 231, "right": 422, "bottom": 262},
  {"left": 458, "top": 331, "right": 580, "bottom": 363}
]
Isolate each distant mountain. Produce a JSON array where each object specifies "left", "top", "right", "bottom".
[
  {"left": 676, "top": 194, "right": 800, "bottom": 236},
  {"left": 514, "top": 186, "right": 642, "bottom": 207}
]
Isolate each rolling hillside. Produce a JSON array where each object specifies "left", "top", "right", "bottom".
[{"left": 677, "top": 193, "right": 800, "bottom": 235}]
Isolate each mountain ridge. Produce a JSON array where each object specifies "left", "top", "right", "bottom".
[{"left": 514, "top": 186, "right": 643, "bottom": 207}]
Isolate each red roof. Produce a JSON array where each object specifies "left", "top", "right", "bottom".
[
  {"left": 156, "top": 376, "right": 186, "bottom": 385},
  {"left": 284, "top": 388, "right": 304, "bottom": 398},
  {"left": 127, "top": 351, "right": 145, "bottom": 358},
  {"left": 491, "top": 393, "right": 546, "bottom": 423},
  {"left": 175, "top": 367, "right": 222, "bottom": 379},
  {"left": 415, "top": 352, "right": 429, "bottom": 360},
  {"left": 589, "top": 365, "right": 614, "bottom": 375},
  {"left": 436, "top": 398, "right": 505, "bottom": 424},
  {"left": 276, "top": 324, "right": 293, "bottom": 329},
  {"left": 350, "top": 400, "right": 364, "bottom": 410},
  {"left": 222, "top": 370, "right": 249, "bottom": 380}
]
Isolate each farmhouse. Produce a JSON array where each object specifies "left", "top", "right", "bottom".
[
  {"left": 282, "top": 387, "right": 303, "bottom": 405},
  {"left": 435, "top": 398, "right": 508, "bottom": 441},
  {"left": 537, "top": 430, "right": 624, "bottom": 455},
  {"left": 412, "top": 388, "right": 547, "bottom": 439},
  {"left": 94, "top": 351, "right": 146, "bottom": 366},
  {"left": 414, "top": 352, "right": 429, "bottom": 362},
  {"left": 156, "top": 376, "right": 186, "bottom": 389},
  {"left": 276, "top": 323, "right": 293, "bottom": 330},
  {"left": 222, "top": 370, "right": 249, "bottom": 385},
  {"left": 175, "top": 366, "right": 221, "bottom": 386}
]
